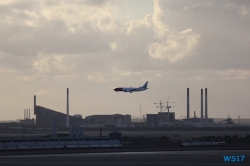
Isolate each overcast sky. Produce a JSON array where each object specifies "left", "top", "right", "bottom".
[{"left": 0, "top": 0, "right": 250, "bottom": 121}]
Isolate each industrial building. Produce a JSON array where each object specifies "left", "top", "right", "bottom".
[
  {"left": 85, "top": 114, "right": 131, "bottom": 127},
  {"left": 35, "top": 105, "right": 84, "bottom": 128},
  {"left": 34, "top": 88, "right": 85, "bottom": 128},
  {"left": 146, "top": 87, "right": 217, "bottom": 127},
  {"left": 18, "top": 87, "right": 244, "bottom": 129},
  {"left": 33, "top": 88, "right": 131, "bottom": 128},
  {"left": 147, "top": 112, "right": 175, "bottom": 127}
]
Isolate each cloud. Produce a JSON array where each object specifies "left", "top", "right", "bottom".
[
  {"left": 217, "top": 70, "right": 250, "bottom": 80},
  {"left": 0, "top": 69, "right": 18, "bottom": 73},
  {"left": 33, "top": 53, "right": 77, "bottom": 73},
  {"left": 239, "top": 5, "right": 250, "bottom": 17},
  {"left": 37, "top": 0, "right": 118, "bottom": 32},
  {"left": 155, "top": 73, "right": 162, "bottom": 77},
  {"left": 87, "top": 74, "right": 106, "bottom": 83},
  {"left": 147, "top": 0, "right": 200, "bottom": 63},
  {"left": 0, "top": 0, "right": 119, "bottom": 57},
  {"left": 110, "top": 42, "right": 117, "bottom": 51},
  {"left": 17, "top": 76, "right": 34, "bottom": 81},
  {"left": 36, "top": 89, "right": 50, "bottom": 95},
  {"left": 1, "top": 0, "right": 250, "bottom": 120},
  {"left": 148, "top": 28, "right": 199, "bottom": 63},
  {"left": 121, "top": 0, "right": 201, "bottom": 63},
  {"left": 1, "top": 0, "right": 249, "bottom": 79}
]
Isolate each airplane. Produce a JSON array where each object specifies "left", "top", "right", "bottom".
[{"left": 114, "top": 81, "right": 148, "bottom": 93}]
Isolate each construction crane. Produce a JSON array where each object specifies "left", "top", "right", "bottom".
[
  {"left": 163, "top": 97, "right": 176, "bottom": 124},
  {"left": 154, "top": 100, "right": 168, "bottom": 112}
]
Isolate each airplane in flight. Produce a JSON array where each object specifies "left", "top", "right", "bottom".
[{"left": 114, "top": 81, "right": 148, "bottom": 93}]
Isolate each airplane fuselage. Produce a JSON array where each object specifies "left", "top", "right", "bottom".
[
  {"left": 114, "top": 81, "right": 148, "bottom": 93},
  {"left": 114, "top": 87, "right": 147, "bottom": 93}
]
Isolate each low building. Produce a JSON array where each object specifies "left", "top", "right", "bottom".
[
  {"left": 85, "top": 114, "right": 131, "bottom": 127},
  {"left": 182, "top": 118, "right": 214, "bottom": 123},
  {"left": 147, "top": 112, "right": 175, "bottom": 127},
  {"left": 19, "top": 118, "right": 35, "bottom": 125}
]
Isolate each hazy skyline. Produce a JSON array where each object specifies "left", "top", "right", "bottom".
[{"left": 0, "top": 0, "right": 250, "bottom": 120}]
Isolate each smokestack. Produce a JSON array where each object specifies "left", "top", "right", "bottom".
[
  {"left": 66, "top": 88, "right": 69, "bottom": 127},
  {"left": 29, "top": 109, "right": 30, "bottom": 119},
  {"left": 205, "top": 88, "right": 208, "bottom": 122},
  {"left": 24, "top": 109, "right": 25, "bottom": 120},
  {"left": 201, "top": 89, "right": 203, "bottom": 122},
  {"left": 187, "top": 88, "right": 190, "bottom": 122},
  {"left": 34, "top": 95, "right": 36, "bottom": 115}
]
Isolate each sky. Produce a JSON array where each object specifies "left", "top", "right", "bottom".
[{"left": 0, "top": 0, "right": 250, "bottom": 121}]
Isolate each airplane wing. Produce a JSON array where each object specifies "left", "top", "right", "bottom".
[{"left": 130, "top": 88, "right": 139, "bottom": 92}]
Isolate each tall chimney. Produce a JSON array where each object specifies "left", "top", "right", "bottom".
[
  {"left": 205, "top": 88, "right": 208, "bottom": 122},
  {"left": 29, "top": 109, "right": 30, "bottom": 119},
  {"left": 66, "top": 88, "right": 69, "bottom": 127},
  {"left": 24, "top": 109, "right": 25, "bottom": 120},
  {"left": 187, "top": 88, "right": 190, "bottom": 122},
  {"left": 34, "top": 95, "right": 36, "bottom": 115},
  {"left": 201, "top": 89, "right": 203, "bottom": 122}
]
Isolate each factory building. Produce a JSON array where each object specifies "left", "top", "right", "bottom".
[
  {"left": 182, "top": 116, "right": 214, "bottom": 123},
  {"left": 33, "top": 88, "right": 85, "bottom": 128},
  {"left": 33, "top": 89, "right": 131, "bottom": 128},
  {"left": 35, "top": 106, "right": 84, "bottom": 128},
  {"left": 85, "top": 114, "right": 131, "bottom": 127},
  {"left": 147, "top": 112, "right": 175, "bottom": 127}
]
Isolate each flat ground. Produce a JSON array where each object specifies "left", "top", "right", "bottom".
[{"left": 0, "top": 150, "right": 249, "bottom": 166}]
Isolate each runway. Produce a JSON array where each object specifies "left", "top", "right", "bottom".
[{"left": 1, "top": 150, "right": 249, "bottom": 166}]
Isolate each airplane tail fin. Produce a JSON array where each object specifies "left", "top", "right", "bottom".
[{"left": 142, "top": 81, "right": 148, "bottom": 88}]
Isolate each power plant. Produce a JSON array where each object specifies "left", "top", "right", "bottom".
[
  {"left": 146, "top": 87, "right": 244, "bottom": 128},
  {"left": 181, "top": 88, "right": 214, "bottom": 126},
  {"left": 0, "top": 87, "right": 247, "bottom": 131},
  {"left": 0, "top": 87, "right": 249, "bottom": 153}
]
